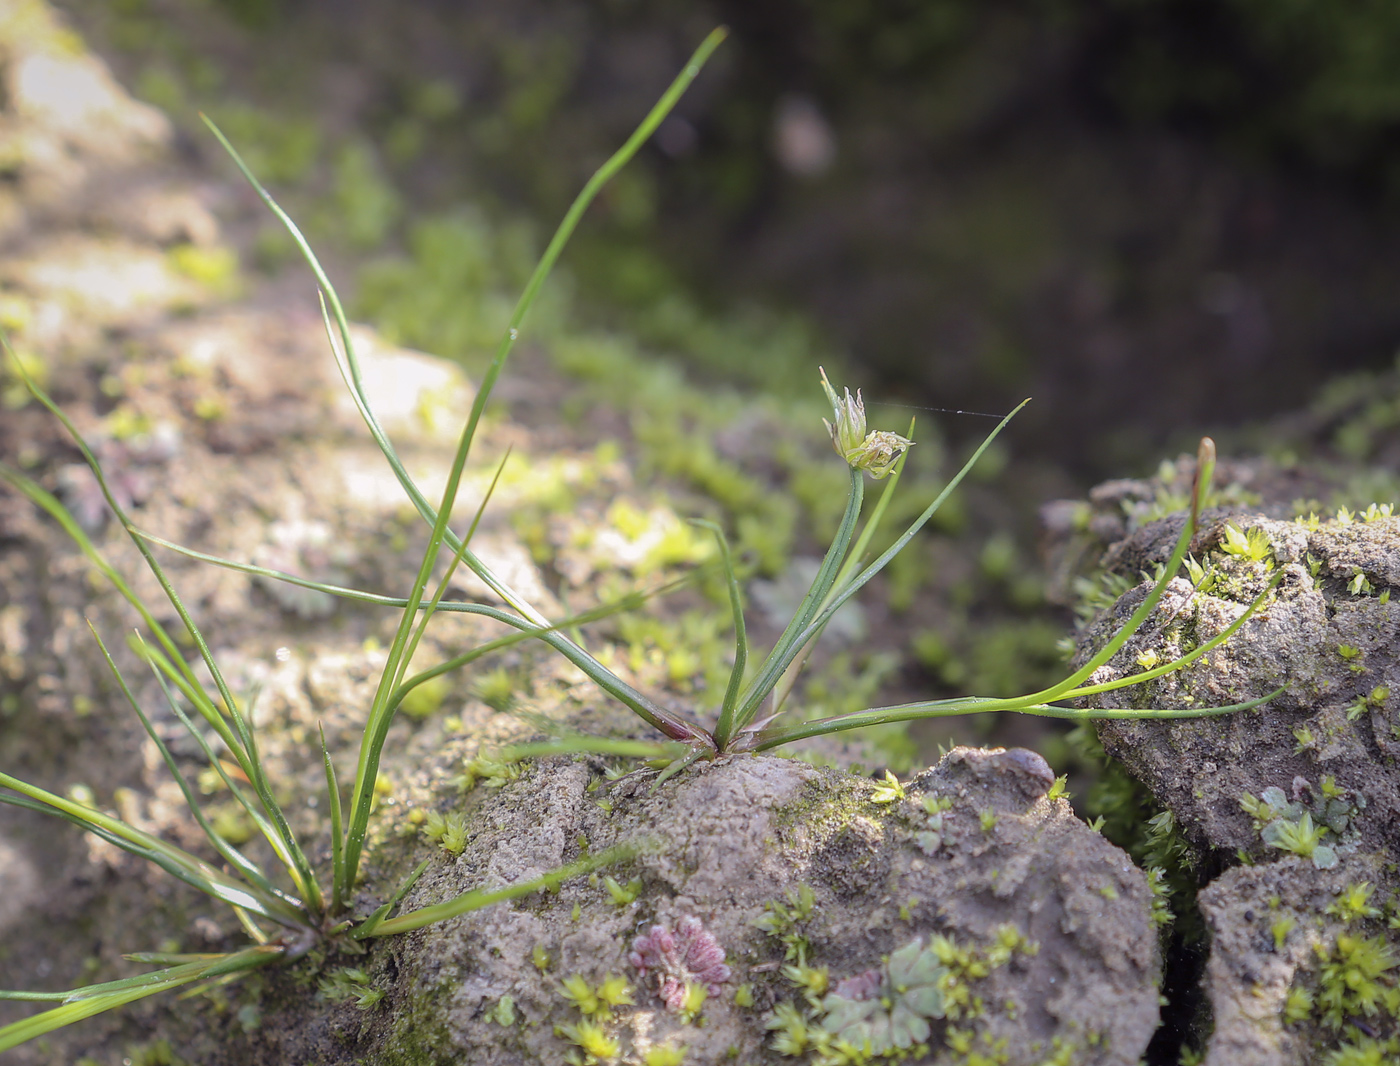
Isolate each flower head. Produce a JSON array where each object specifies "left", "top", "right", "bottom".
[
  {"left": 819, "top": 367, "right": 912, "bottom": 479},
  {"left": 628, "top": 915, "right": 730, "bottom": 1012}
]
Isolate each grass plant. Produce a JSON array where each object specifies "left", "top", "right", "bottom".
[{"left": 0, "top": 23, "right": 1283, "bottom": 1052}]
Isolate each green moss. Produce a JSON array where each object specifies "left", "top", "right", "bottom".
[
  {"left": 167, "top": 244, "right": 240, "bottom": 297},
  {"left": 317, "top": 967, "right": 384, "bottom": 1009},
  {"left": 558, "top": 973, "right": 634, "bottom": 1019},
  {"left": 399, "top": 673, "right": 451, "bottom": 720},
  {"left": 600, "top": 876, "right": 641, "bottom": 908}
]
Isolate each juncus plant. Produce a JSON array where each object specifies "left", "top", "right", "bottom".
[{"left": 0, "top": 23, "right": 1280, "bottom": 1050}]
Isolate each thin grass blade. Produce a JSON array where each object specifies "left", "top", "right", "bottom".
[
  {"left": 90, "top": 623, "right": 292, "bottom": 906},
  {"left": 0, "top": 948, "right": 280, "bottom": 1052},
  {"left": 693, "top": 520, "right": 748, "bottom": 750},
  {"left": 1022, "top": 438, "right": 1219, "bottom": 705},
  {"left": 363, "top": 845, "right": 639, "bottom": 938},
  {"left": 784, "top": 400, "right": 1028, "bottom": 660},
  {"left": 0, "top": 353, "right": 322, "bottom": 909},
  {"left": 320, "top": 723, "right": 346, "bottom": 914},
  {"left": 348, "top": 858, "right": 431, "bottom": 939},
  {"left": 747, "top": 686, "right": 1283, "bottom": 752},
  {"left": 0, "top": 778, "right": 303, "bottom": 926},
  {"left": 730, "top": 467, "right": 864, "bottom": 733},
  {"left": 495, "top": 737, "right": 689, "bottom": 762}
]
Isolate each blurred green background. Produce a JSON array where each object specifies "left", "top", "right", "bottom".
[{"left": 60, "top": 0, "right": 1400, "bottom": 474}]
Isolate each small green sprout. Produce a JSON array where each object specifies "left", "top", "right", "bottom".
[
  {"left": 643, "top": 1044, "right": 687, "bottom": 1066},
  {"left": 556, "top": 1019, "right": 620, "bottom": 1063},
  {"left": 1272, "top": 917, "right": 1296, "bottom": 951},
  {"left": 1347, "top": 686, "right": 1390, "bottom": 721},
  {"left": 1182, "top": 554, "right": 1217, "bottom": 593},
  {"left": 1314, "top": 933, "right": 1397, "bottom": 1029},
  {"left": 782, "top": 962, "right": 830, "bottom": 1008},
  {"left": 472, "top": 666, "right": 517, "bottom": 711},
  {"left": 317, "top": 967, "right": 383, "bottom": 1009},
  {"left": 1361, "top": 502, "right": 1394, "bottom": 521},
  {"left": 1240, "top": 786, "right": 1290, "bottom": 829},
  {"left": 1293, "top": 724, "right": 1317, "bottom": 754},
  {"left": 1282, "top": 984, "right": 1312, "bottom": 1023},
  {"left": 421, "top": 810, "right": 468, "bottom": 855},
  {"left": 453, "top": 753, "right": 522, "bottom": 791},
  {"left": 1135, "top": 648, "right": 1161, "bottom": 670},
  {"left": 676, "top": 982, "right": 707, "bottom": 1024},
  {"left": 733, "top": 983, "right": 754, "bottom": 1008},
  {"left": 1349, "top": 568, "right": 1375, "bottom": 596},
  {"left": 922, "top": 794, "right": 953, "bottom": 815},
  {"left": 756, "top": 885, "right": 816, "bottom": 963},
  {"left": 603, "top": 876, "right": 643, "bottom": 908},
  {"left": 1337, "top": 644, "right": 1364, "bottom": 673},
  {"left": 979, "top": 809, "right": 998, "bottom": 833},
  {"left": 558, "top": 974, "right": 634, "bottom": 1018},
  {"left": 870, "top": 770, "right": 906, "bottom": 803},
  {"left": 488, "top": 995, "right": 516, "bottom": 1026},
  {"left": 1219, "top": 523, "right": 1273, "bottom": 563},
  {"left": 1146, "top": 867, "right": 1173, "bottom": 928},
  {"left": 764, "top": 1001, "right": 814, "bottom": 1057},
  {"left": 1265, "top": 812, "right": 1337, "bottom": 869},
  {"left": 1046, "top": 774, "right": 1071, "bottom": 802},
  {"left": 532, "top": 944, "right": 552, "bottom": 972},
  {"left": 1327, "top": 882, "right": 1382, "bottom": 923},
  {"left": 1336, "top": 506, "right": 1356, "bottom": 526}
]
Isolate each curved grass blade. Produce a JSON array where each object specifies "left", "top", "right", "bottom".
[
  {"left": 1022, "top": 437, "right": 1218, "bottom": 706},
  {"left": 0, "top": 357, "right": 323, "bottom": 913},
  {"left": 347, "top": 858, "right": 430, "bottom": 939},
  {"left": 90, "top": 623, "right": 295, "bottom": 908},
  {"left": 0, "top": 462, "right": 249, "bottom": 769},
  {"left": 747, "top": 564, "right": 1286, "bottom": 753},
  {"left": 127, "top": 634, "right": 296, "bottom": 880},
  {"left": 0, "top": 776, "right": 304, "bottom": 926},
  {"left": 136, "top": 526, "right": 712, "bottom": 739},
  {"left": 1056, "top": 570, "right": 1284, "bottom": 701},
  {"left": 362, "top": 844, "right": 639, "bottom": 938},
  {"left": 0, "top": 948, "right": 280, "bottom": 1052},
  {"left": 747, "top": 687, "right": 1283, "bottom": 752},
  {"left": 207, "top": 28, "right": 727, "bottom": 636}
]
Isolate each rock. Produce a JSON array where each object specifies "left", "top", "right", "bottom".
[
  {"left": 1063, "top": 456, "right": 1400, "bottom": 1062},
  {"left": 187, "top": 748, "right": 1161, "bottom": 1065}
]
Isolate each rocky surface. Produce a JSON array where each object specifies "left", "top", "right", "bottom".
[{"left": 1062, "top": 457, "right": 1400, "bottom": 1064}]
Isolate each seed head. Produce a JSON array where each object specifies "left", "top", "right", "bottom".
[{"left": 819, "top": 367, "right": 912, "bottom": 479}]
